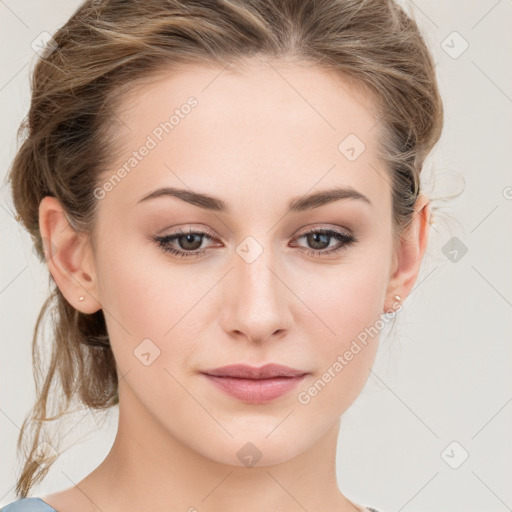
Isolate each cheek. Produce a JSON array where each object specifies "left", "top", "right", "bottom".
[
  {"left": 95, "top": 225, "right": 186, "bottom": 330},
  {"left": 292, "top": 247, "right": 391, "bottom": 411},
  {"left": 297, "top": 252, "right": 390, "bottom": 348},
  {"left": 94, "top": 231, "right": 210, "bottom": 374}
]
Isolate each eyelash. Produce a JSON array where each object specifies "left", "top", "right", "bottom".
[{"left": 153, "top": 226, "right": 356, "bottom": 259}]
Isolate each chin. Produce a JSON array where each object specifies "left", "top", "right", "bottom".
[{"left": 190, "top": 427, "right": 319, "bottom": 469}]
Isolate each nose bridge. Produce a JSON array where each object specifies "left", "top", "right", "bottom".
[{"left": 224, "top": 233, "right": 290, "bottom": 342}]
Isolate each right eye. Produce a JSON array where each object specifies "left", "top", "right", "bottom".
[{"left": 153, "top": 227, "right": 219, "bottom": 259}]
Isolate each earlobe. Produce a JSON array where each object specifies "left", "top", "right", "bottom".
[
  {"left": 383, "top": 194, "right": 431, "bottom": 313},
  {"left": 39, "top": 196, "right": 102, "bottom": 314}
]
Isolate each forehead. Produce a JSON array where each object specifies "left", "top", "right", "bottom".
[{"left": 100, "top": 58, "right": 388, "bottom": 214}]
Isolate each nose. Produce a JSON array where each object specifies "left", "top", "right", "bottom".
[{"left": 219, "top": 240, "right": 292, "bottom": 344}]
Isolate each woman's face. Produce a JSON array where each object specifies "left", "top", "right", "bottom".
[{"left": 88, "top": 58, "right": 401, "bottom": 466}]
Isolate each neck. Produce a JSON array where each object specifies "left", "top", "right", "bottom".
[{"left": 72, "top": 383, "right": 364, "bottom": 512}]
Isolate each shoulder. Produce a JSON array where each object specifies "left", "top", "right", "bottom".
[{"left": 0, "top": 498, "right": 57, "bottom": 512}]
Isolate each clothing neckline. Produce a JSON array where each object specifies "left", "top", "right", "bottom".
[
  {"left": 30, "top": 495, "right": 379, "bottom": 512},
  {"left": 33, "top": 497, "right": 58, "bottom": 511}
]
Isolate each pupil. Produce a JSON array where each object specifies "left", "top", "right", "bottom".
[
  {"left": 309, "top": 233, "right": 329, "bottom": 249},
  {"left": 181, "top": 233, "right": 201, "bottom": 250}
]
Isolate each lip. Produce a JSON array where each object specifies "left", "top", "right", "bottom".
[
  {"left": 200, "top": 364, "right": 308, "bottom": 404},
  {"left": 202, "top": 363, "right": 307, "bottom": 379}
]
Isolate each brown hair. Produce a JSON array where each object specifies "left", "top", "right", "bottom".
[{"left": 7, "top": 0, "right": 443, "bottom": 498}]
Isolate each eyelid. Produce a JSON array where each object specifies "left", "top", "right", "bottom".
[
  {"left": 153, "top": 223, "right": 356, "bottom": 260},
  {"left": 158, "top": 224, "right": 218, "bottom": 239},
  {"left": 158, "top": 223, "right": 353, "bottom": 244},
  {"left": 294, "top": 223, "right": 352, "bottom": 238}
]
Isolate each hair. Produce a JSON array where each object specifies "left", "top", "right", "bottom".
[{"left": 7, "top": 0, "right": 443, "bottom": 498}]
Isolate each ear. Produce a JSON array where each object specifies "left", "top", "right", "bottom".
[
  {"left": 383, "top": 193, "right": 431, "bottom": 313},
  {"left": 38, "top": 196, "right": 101, "bottom": 314}
]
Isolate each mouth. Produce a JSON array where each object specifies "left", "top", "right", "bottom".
[{"left": 200, "top": 363, "right": 309, "bottom": 404}]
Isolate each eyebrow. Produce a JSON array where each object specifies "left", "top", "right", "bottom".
[{"left": 136, "top": 186, "right": 371, "bottom": 213}]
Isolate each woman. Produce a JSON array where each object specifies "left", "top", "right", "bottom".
[{"left": 1, "top": 0, "right": 443, "bottom": 511}]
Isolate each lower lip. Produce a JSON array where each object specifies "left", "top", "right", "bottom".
[{"left": 202, "top": 374, "right": 306, "bottom": 404}]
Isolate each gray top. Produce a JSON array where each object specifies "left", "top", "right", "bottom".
[
  {"left": 0, "top": 498, "right": 57, "bottom": 511},
  {"left": 1, "top": 496, "right": 382, "bottom": 512}
]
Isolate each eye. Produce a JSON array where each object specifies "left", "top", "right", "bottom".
[
  {"left": 153, "top": 226, "right": 356, "bottom": 259},
  {"left": 291, "top": 228, "right": 356, "bottom": 257},
  {"left": 153, "top": 227, "right": 218, "bottom": 259}
]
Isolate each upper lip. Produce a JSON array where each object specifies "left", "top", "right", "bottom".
[{"left": 201, "top": 363, "right": 307, "bottom": 379}]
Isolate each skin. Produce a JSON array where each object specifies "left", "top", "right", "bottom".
[{"left": 38, "top": 57, "right": 430, "bottom": 512}]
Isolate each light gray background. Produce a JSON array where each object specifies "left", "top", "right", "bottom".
[{"left": 1, "top": 1, "right": 511, "bottom": 511}]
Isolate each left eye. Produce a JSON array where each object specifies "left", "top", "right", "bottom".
[
  {"left": 153, "top": 227, "right": 356, "bottom": 259},
  {"left": 291, "top": 228, "right": 356, "bottom": 257}
]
